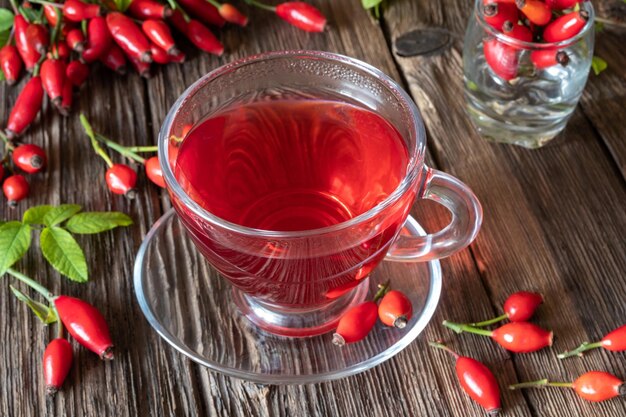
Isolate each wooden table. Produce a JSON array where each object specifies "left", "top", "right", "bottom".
[{"left": 1, "top": 0, "right": 625, "bottom": 415}]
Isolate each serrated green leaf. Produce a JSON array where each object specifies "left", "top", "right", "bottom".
[
  {"left": 10, "top": 286, "right": 57, "bottom": 324},
  {"left": 592, "top": 56, "right": 608, "bottom": 76},
  {"left": 40, "top": 227, "right": 88, "bottom": 282},
  {"left": 0, "top": 8, "right": 14, "bottom": 32},
  {"left": 0, "top": 222, "right": 32, "bottom": 275},
  {"left": 65, "top": 211, "right": 133, "bottom": 234},
  {"left": 362, "top": 0, "right": 383, "bottom": 9},
  {"left": 43, "top": 204, "right": 82, "bottom": 227},
  {"left": 23, "top": 205, "right": 54, "bottom": 225}
]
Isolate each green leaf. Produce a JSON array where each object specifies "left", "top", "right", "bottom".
[
  {"left": 0, "top": 222, "right": 32, "bottom": 275},
  {"left": 23, "top": 205, "right": 54, "bottom": 225},
  {"left": 591, "top": 56, "right": 608, "bottom": 76},
  {"left": 114, "top": 0, "right": 132, "bottom": 12},
  {"left": 362, "top": 0, "right": 383, "bottom": 9},
  {"left": 65, "top": 211, "right": 133, "bottom": 234},
  {"left": 0, "top": 29, "right": 9, "bottom": 50},
  {"left": 43, "top": 204, "right": 82, "bottom": 227},
  {"left": 10, "top": 286, "right": 58, "bottom": 324},
  {"left": 19, "top": 6, "right": 39, "bottom": 23},
  {"left": 40, "top": 227, "right": 88, "bottom": 282},
  {"left": 0, "top": 8, "right": 14, "bottom": 32}
]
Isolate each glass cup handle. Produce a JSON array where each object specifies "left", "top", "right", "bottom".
[{"left": 386, "top": 166, "right": 483, "bottom": 262}]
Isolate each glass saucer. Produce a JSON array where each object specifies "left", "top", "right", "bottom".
[{"left": 133, "top": 209, "right": 442, "bottom": 384}]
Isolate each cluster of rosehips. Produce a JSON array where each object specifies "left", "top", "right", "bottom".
[
  {"left": 0, "top": 135, "right": 47, "bottom": 206},
  {"left": 80, "top": 114, "right": 164, "bottom": 198},
  {"left": 482, "top": 0, "right": 590, "bottom": 81},
  {"left": 1, "top": 0, "right": 326, "bottom": 138},
  {"left": 433, "top": 291, "right": 626, "bottom": 415},
  {"left": 332, "top": 281, "right": 413, "bottom": 346},
  {"left": 8, "top": 268, "right": 113, "bottom": 394}
]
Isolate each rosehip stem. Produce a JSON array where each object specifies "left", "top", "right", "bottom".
[
  {"left": 557, "top": 341, "right": 603, "bottom": 359},
  {"left": 244, "top": 0, "right": 275, "bottom": 12},
  {"left": 80, "top": 114, "right": 114, "bottom": 168},
  {"left": 428, "top": 341, "right": 460, "bottom": 359},
  {"left": 27, "top": 0, "right": 63, "bottom": 7},
  {"left": 470, "top": 314, "right": 508, "bottom": 327},
  {"left": 373, "top": 280, "right": 390, "bottom": 302},
  {"left": 95, "top": 134, "right": 146, "bottom": 164},
  {"left": 443, "top": 320, "right": 493, "bottom": 337},
  {"left": 6, "top": 267, "right": 55, "bottom": 304},
  {"left": 509, "top": 379, "right": 573, "bottom": 390},
  {"left": 125, "top": 146, "right": 158, "bottom": 153}
]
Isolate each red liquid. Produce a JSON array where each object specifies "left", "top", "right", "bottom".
[{"left": 173, "top": 99, "right": 415, "bottom": 306}]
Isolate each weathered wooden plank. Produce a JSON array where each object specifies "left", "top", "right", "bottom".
[
  {"left": 383, "top": 1, "right": 626, "bottom": 417},
  {"left": 579, "top": 21, "right": 626, "bottom": 179},
  {"left": 140, "top": 2, "right": 530, "bottom": 417}
]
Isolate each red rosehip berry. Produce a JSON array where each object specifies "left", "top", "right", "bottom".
[
  {"left": 12, "top": 143, "right": 47, "bottom": 173},
  {"left": 430, "top": 342, "right": 501, "bottom": 414},
  {"left": 2, "top": 174, "right": 30, "bottom": 206},
  {"left": 378, "top": 290, "right": 413, "bottom": 328},
  {"left": 332, "top": 301, "right": 378, "bottom": 346},
  {"left": 511, "top": 371, "right": 626, "bottom": 403},
  {"left": 43, "top": 338, "right": 73, "bottom": 395},
  {"left": 144, "top": 156, "right": 165, "bottom": 188},
  {"left": 105, "top": 163, "right": 137, "bottom": 198}
]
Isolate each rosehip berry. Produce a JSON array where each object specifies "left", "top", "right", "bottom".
[
  {"left": 378, "top": 290, "right": 413, "bottom": 328},
  {"left": 12, "top": 143, "right": 47, "bottom": 173},
  {"left": 543, "top": 10, "right": 589, "bottom": 43},
  {"left": 2, "top": 174, "right": 30, "bottom": 206},
  {"left": 430, "top": 342, "right": 501, "bottom": 415},
  {"left": 43, "top": 338, "right": 73, "bottom": 395},
  {"left": 145, "top": 156, "right": 165, "bottom": 188},
  {"left": 105, "top": 163, "right": 138, "bottom": 198},
  {"left": 531, "top": 49, "right": 569, "bottom": 69},
  {"left": 332, "top": 301, "right": 378, "bottom": 346},
  {"left": 559, "top": 324, "right": 626, "bottom": 359},
  {"left": 54, "top": 295, "right": 114, "bottom": 360},
  {"left": 444, "top": 320, "right": 553, "bottom": 353},
  {"left": 516, "top": 0, "right": 552, "bottom": 26},
  {"left": 483, "top": 38, "right": 519, "bottom": 81},
  {"left": 511, "top": 371, "right": 626, "bottom": 403},
  {"left": 66, "top": 60, "right": 90, "bottom": 87},
  {"left": 502, "top": 21, "right": 533, "bottom": 43},
  {"left": 503, "top": 291, "right": 543, "bottom": 321},
  {"left": 483, "top": 1, "right": 518, "bottom": 32},
  {"left": 219, "top": 3, "right": 249, "bottom": 26}
]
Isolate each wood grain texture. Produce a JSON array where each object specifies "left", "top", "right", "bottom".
[
  {"left": 0, "top": 0, "right": 624, "bottom": 416},
  {"left": 383, "top": 1, "right": 626, "bottom": 417}
]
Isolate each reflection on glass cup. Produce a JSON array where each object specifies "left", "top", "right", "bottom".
[
  {"left": 463, "top": 0, "right": 594, "bottom": 148},
  {"left": 159, "top": 51, "right": 482, "bottom": 337}
]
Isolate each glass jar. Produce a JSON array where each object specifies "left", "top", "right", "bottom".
[{"left": 463, "top": 0, "right": 595, "bottom": 148}]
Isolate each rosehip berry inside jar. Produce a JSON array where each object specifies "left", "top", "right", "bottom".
[{"left": 463, "top": 0, "right": 594, "bottom": 148}]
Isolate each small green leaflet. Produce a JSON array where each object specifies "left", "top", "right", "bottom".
[
  {"left": 18, "top": 5, "right": 39, "bottom": 23},
  {"left": 23, "top": 205, "right": 54, "bottom": 225},
  {"left": 43, "top": 204, "right": 82, "bottom": 227},
  {"left": 10, "top": 286, "right": 57, "bottom": 324},
  {"left": 41, "top": 227, "right": 88, "bottom": 283},
  {"left": 0, "top": 29, "right": 9, "bottom": 51},
  {"left": 0, "top": 222, "right": 32, "bottom": 275},
  {"left": 591, "top": 56, "right": 607, "bottom": 76},
  {"left": 114, "top": 0, "right": 132, "bottom": 12},
  {"left": 0, "top": 8, "right": 14, "bottom": 32},
  {"left": 65, "top": 212, "right": 133, "bottom": 234}
]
